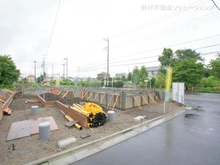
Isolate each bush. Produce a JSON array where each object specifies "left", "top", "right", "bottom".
[
  {"left": 113, "top": 80, "right": 124, "bottom": 88},
  {"left": 197, "top": 87, "right": 220, "bottom": 93}
]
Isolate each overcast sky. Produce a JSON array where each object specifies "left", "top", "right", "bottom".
[{"left": 0, "top": 0, "right": 220, "bottom": 78}]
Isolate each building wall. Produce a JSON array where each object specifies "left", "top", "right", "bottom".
[{"left": 27, "top": 76, "right": 35, "bottom": 83}]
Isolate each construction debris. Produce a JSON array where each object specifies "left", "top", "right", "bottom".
[
  {"left": 49, "top": 88, "right": 60, "bottom": 95},
  {"left": 59, "top": 110, "right": 83, "bottom": 130},
  {"left": 25, "top": 100, "right": 41, "bottom": 104},
  {"left": 3, "top": 107, "right": 12, "bottom": 115},
  {"left": 80, "top": 134, "right": 90, "bottom": 139},
  {"left": 58, "top": 137, "right": 76, "bottom": 148},
  {"left": 7, "top": 116, "right": 58, "bottom": 141},
  {"left": 72, "top": 102, "right": 107, "bottom": 128},
  {"left": 65, "top": 121, "right": 78, "bottom": 127}
]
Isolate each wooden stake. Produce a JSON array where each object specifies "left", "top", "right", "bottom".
[
  {"left": 99, "top": 94, "right": 106, "bottom": 104},
  {"left": 80, "top": 91, "right": 84, "bottom": 98},
  {"left": 72, "top": 91, "right": 76, "bottom": 97},
  {"left": 153, "top": 92, "right": 161, "bottom": 102},
  {"left": 107, "top": 95, "right": 114, "bottom": 109},
  {"left": 62, "top": 91, "right": 69, "bottom": 99},
  {"left": 132, "top": 95, "right": 142, "bottom": 110},
  {"left": 87, "top": 92, "right": 93, "bottom": 101},
  {"left": 92, "top": 93, "right": 99, "bottom": 102},
  {"left": 140, "top": 94, "right": 149, "bottom": 105},
  {"left": 82, "top": 91, "right": 88, "bottom": 99},
  {"left": 112, "top": 95, "right": 119, "bottom": 110},
  {"left": 147, "top": 93, "right": 157, "bottom": 104}
]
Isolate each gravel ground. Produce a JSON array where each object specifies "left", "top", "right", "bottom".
[{"left": 0, "top": 95, "right": 181, "bottom": 165}]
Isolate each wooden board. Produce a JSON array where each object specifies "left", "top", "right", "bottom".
[
  {"left": 7, "top": 116, "right": 59, "bottom": 141},
  {"left": 7, "top": 120, "right": 31, "bottom": 141},
  {"left": 30, "top": 116, "right": 59, "bottom": 134}
]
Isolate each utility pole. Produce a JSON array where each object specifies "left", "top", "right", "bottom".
[
  {"left": 42, "top": 55, "right": 46, "bottom": 81},
  {"left": 52, "top": 64, "right": 54, "bottom": 80},
  {"left": 104, "top": 37, "right": 109, "bottom": 87},
  {"left": 34, "top": 61, "right": 36, "bottom": 82},
  {"left": 62, "top": 64, "right": 65, "bottom": 79},
  {"left": 78, "top": 66, "right": 79, "bottom": 77},
  {"left": 42, "top": 60, "right": 45, "bottom": 81},
  {"left": 64, "top": 58, "right": 68, "bottom": 78}
]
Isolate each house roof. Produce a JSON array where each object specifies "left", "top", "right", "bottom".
[
  {"left": 97, "top": 72, "right": 107, "bottom": 75},
  {"left": 146, "top": 66, "right": 160, "bottom": 71},
  {"left": 115, "top": 73, "right": 127, "bottom": 76},
  {"left": 27, "top": 75, "right": 35, "bottom": 77}
]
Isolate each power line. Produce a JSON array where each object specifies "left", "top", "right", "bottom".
[
  {"left": 111, "top": 12, "right": 219, "bottom": 48},
  {"left": 109, "top": 43, "right": 220, "bottom": 65},
  {"left": 75, "top": 50, "right": 220, "bottom": 73},
  {"left": 109, "top": 51, "right": 220, "bottom": 67},
  {"left": 110, "top": 0, "right": 207, "bottom": 38},
  {"left": 45, "top": 0, "right": 62, "bottom": 56},
  {"left": 110, "top": 34, "right": 220, "bottom": 60},
  {"left": 194, "top": 43, "right": 220, "bottom": 50},
  {"left": 76, "top": 43, "right": 220, "bottom": 73},
  {"left": 65, "top": 13, "right": 219, "bottom": 63},
  {"left": 211, "top": 0, "right": 220, "bottom": 11}
]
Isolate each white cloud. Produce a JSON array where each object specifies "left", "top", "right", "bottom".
[{"left": 1, "top": 0, "right": 220, "bottom": 78}]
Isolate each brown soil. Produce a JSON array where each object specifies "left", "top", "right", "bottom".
[{"left": 0, "top": 94, "right": 181, "bottom": 165}]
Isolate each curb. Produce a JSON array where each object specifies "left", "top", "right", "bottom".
[{"left": 26, "top": 106, "right": 187, "bottom": 165}]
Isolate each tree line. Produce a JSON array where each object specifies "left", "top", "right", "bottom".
[
  {"left": 129, "top": 48, "right": 220, "bottom": 92},
  {"left": 1, "top": 50, "right": 220, "bottom": 92}
]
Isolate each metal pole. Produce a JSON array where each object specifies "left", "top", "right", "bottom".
[
  {"left": 66, "top": 58, "right": 68, "bottom": 78},
  {"left": 34, "top": 61, "right": 36, "bottom": 82},
  {"left": 43, "top": 60, "right": 45, "bottom": 81},
  {"left": 64, "top": 58, "right": 68, "bottom": 78},
  {"left": 63, "top": 64, "right": 65, "bottom": 79},
  {"left": 112, "top": 77, "right": 113, "bottom": 87},
  {"left": 107, "top": 37, "right": 109, "bottom": 87},
  {"left": 104, "top": 37, "right": 109, "bottom": 87},
  {"left": 52, "top": 64, "right": 54, "bottom": 80},
  {"left": 163, "top": 101, "right": 166, "bottom": 113}
]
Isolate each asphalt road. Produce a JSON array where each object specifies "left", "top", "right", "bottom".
[{"left": 71, "top": 93, "right": 220, "bottom": 165}]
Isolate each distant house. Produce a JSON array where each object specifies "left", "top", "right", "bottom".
[
  {"left": 44, "top": 76, "right": 53, "bottom": 81},
  {"left": 146, "top": 66, "right": 160, "bottom": 77},
  {"left": 26, "top": 75, "right": 35, "bottom": 83},
  {"left": 97, "top": 72, "right": 110, "bottom": 80},
  {"left": 115, "top": 73, "right": 127, "bottom": 79},
  {"left": 81, "top": 77, "right": 88, "bottom": 82}
]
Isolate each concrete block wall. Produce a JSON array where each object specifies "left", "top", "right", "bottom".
[{"left": 22, "top": 88, "right": 164, "bottom": 110}]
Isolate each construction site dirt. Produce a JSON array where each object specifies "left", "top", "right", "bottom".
[{"left": 0, "top": 94, "right": 181, "bottom": 165}]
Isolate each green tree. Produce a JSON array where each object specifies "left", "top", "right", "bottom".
[
  {"left": 147, "top": 77, "right": 156, "bottom": 89},
  {"left": 158, "top": 48, "right": 205, "bottom": 92},
  {"left": 131, "top": 66, "right": 148, "bottom": 88},
  {"left": 155, "top": 73, "right": 165, "bottom": 88},
  {"left": 172, "top": 58, "right": 204, "bottom": 91},
  {"left": 37, "top": 75, "right": 44, "bottom": 83},
  {"left": 0, "top": 55, "right": 20, "bottom": 88},
  {"left": 131, "top": 66, "right": 140, "bottom": 83},
  {"left": 121, "top": 75, "right": 127, "bottom": 81},
  {"left": 175, "top": 49, "right": 203, "bottom": 61},
  {"left": 158, "top": 48, "right": 174, "bottom": 74},
  {"left": 139, "top": 66, "right": 148, "bottom": 88},
  {"left": 209, "top": 54, "right": 220, "bottom": 79},
  {"left": 127, "top": 72, "right": 132, "bottom": 81}
]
